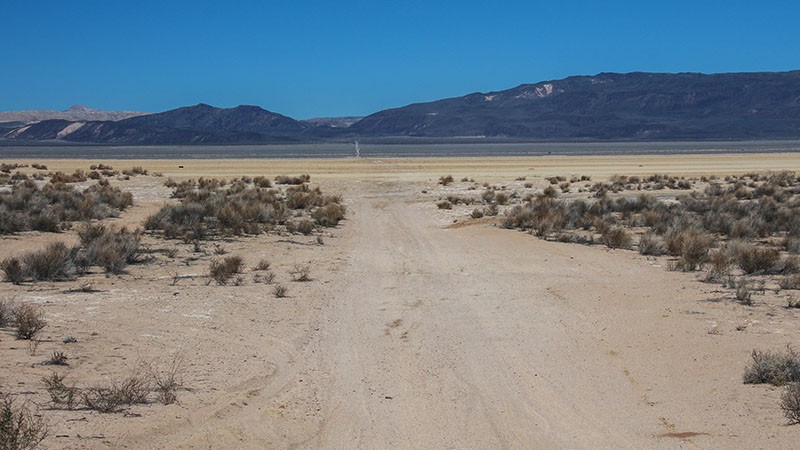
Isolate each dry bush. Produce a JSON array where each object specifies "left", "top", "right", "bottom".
[
  {"left": 46, "top": 351, "right": 67, "bottom": 366},
  {"left": 286, "top": 219, "right": 315, "bottom": 235},
  {"left": 273, "top": 284, "right": 288, "bottom": 298},
  {"left": 82, "top": 373, "right": 151, "bottom": 413},
  {"left": 150, "top": 356, "right": 183, "bottom": 405},
  {"left": 78, "top": 224, "right": 142, "bottom": 274},
  {"left": 121, "top": 166, "right": 148, "bottom": 176},
  {"left": 601, "top": 226, "right": 632, "bottom": 249},
  {"left": 42, "top": 372, "right": 80, "bottom": 410},
  {"left": 666, "top": 230, "right": 713, "bottom": 271},
  {"left": 637, "top": 232, "right": 666, "bottom": 256},
  {"left": 438, "top": 175, "right": 454, "bottom": 186},
  {"left": 0, "top": 392, "right": 48, "bottom": 450},
  {"left": 0, "top": 298, "right": 12, "bottom": 327},
  {"left": 436, "top": 200, "right": 452, "bottom": 210},
  {"left": 743, "top": 347, "right": 800, "bottom": 385},
  {"left": 252, "top": 259, "right": 271, "bottom": 271},
  {"left": 0, "top": 258, "right": 24, "bottom": 284},
  {"left": 471, "top": 208, "right": 484, "bottom": 219},
  {"left": 12, "top": 303, "right": 46, "bottom": 340},
  {"left": 22, "top": 242, "right": 78, "bottom": 281},
  {"left": 252, "top": 176, "right": 272, "bottom": 188},
  {"left": 735, "top": 245, "right": 780, "bottom": 274},
  {"left": 781, "top": 383, "right": 800, "bottom": 424},
  {"left": 780, "top": 274, "right": 800, "bottom": 290},
  {"left": 0, "top": 180, "right": 132, "bottom": 235},
  {"left": 494, "top": 192, "right": 509, "bottom": 205},
  {"left": 209, "top": 256, "right": 244, "bottom": 285},
  {"left": 275, "top": 174, "right": 310, "bottom": 185},
  {"left": 290, "top": 265, "right": 312, "bottom": 282},
  {"left": 148, "top": 178, "right": 342, "bottom": 240},
  {"left": 312, "top": 203, "right": 346, "bottom": 227},
  {"left": 734, "top": 279, "right": 755, "bottom": 305}
]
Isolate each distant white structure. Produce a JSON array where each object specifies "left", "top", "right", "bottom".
[{"left": 354, "top": 141, "right": 361, "bottom": 158}]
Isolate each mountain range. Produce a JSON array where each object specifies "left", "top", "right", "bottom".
[
  {"left": 0, "top": 104, "right": 146, "bottom": 126},
  {"left": 4, "top": 70, "right": 800, "bottom": 144}
]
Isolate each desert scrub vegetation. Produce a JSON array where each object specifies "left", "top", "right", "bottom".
[
  {"left": 495, "top": 171, "right": 800, "bottom": 302},
  {"left": 209, "top": 255, "right": 244, "bottom": 285},
  {"left": 42, "top": 358, "right": 183, "bottom": 414},
  {"left": 145, "top": 177, "right": 344, "bottom": 240},
  {"left": 743, "top": 346, "right": 800, "bottom": 424},
  {"left": 1, "top": 227, "right": 144, "bottom": 283},
  {"left": 0, "top": 391, "right": 48, "bottom": 449},
  {"left": 0, "top": 179, "right": 133, "bottom": 234},
  {"left": 743, "top": 346, "right": 800, "bottom": 386}
]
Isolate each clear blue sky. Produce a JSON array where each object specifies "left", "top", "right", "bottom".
[{"left": 1, "top": 0, "right": 797, "bottom": 118}]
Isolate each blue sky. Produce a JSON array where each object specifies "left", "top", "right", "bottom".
[{"left": 1, "top": 0, "right": 797, "bottom": 118}]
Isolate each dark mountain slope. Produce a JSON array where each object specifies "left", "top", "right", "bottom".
[
  {"left": 349, "top": 71, "right": 800, "bottom": 139},
  {"left": 6, "top": 104, "right": 313, "bottom": 144}
]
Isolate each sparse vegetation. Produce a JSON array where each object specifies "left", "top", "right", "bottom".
[
  {"left": 0, "top": 392, "right": 48, "bottom": 450},
  {"left": 12, "top": 303, "right": 46, "bottom": 340},
  {"left": 145, "top": 177, "right": 343, "bottom": 240},
  {"left": 273, "top": 284, "right": 288, "bottom": 298},
  {"left": 290, "top": 265, "right": 311, "bottom": 282},
  {"left": 743, "top": 346, "right": 800, "bottom": 385},
  {"left": 781, "top": 383, "right": 800, "bottom": 424},
  {"left": 209, "top": 256, "right": 245, "bottom": 285},
  {"left": 0, "top": 179, "right": 132, "bottom": 234}
]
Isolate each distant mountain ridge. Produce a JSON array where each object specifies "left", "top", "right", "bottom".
[
  {"left": 0, "top": 104, "right": 146, "bottom": 124},
  {"left": 350, "top": 71, "right": 800, "bottom": 139},
  {"left": 4, "top": 70, "right": 800, "bottom": 144}
]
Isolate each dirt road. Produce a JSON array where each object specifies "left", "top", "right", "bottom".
[{"left": 277, "top": 181, "right": 792, "bottom": 449}]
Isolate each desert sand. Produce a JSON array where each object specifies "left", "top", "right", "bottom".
[{"left": 2, "top": 153, "right": 800, "bottom": 449}]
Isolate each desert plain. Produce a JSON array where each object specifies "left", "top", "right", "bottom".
[{"left": 2, "top": 152, "right": 800, "bottom": 449}]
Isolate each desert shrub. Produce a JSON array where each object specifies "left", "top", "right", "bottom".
[
  {"left": 0, "top": 180, "right": 132, "bottom": 234},
  {"left": 46, "top": 351, "right": 67, "bottom": 366},
  {"left": 735, "top": 245, "right": 781, "bottom": 274},
  {"left": 0, "top": 299, "right": 12, "bottom": 327},
  {"left": 781, "top": 383, "right": 800, "bottom": 424},
  {"left": 436, "top": 200, "right": 452, "bottom": 210},
  {"left": 706, "top": 248, "right": 733, "bottom": 282},
  {"left": 273, "top": 284, "right": 288, "bottom": 298},
  {"left": 471, "top": 208, "right": 484, "bottom": 219},
  {"left": 601, "top": 226, "right": 631, "bottom": 249},
  {"left": 275, "top": 174, "right": 310, "bottom": 185},
  {"left": 494, "top": 192, "right": 509, "bottom": 205},
  {"left": 312, "top": 203, "right": 345, "bottom": 227},
  {"left": 0, "top": 258, "right": 24, "bottom": 284},
  {"left": 79, "top": 225, "right": 142, "bottom": 274},
  {"left": 149, "top": 179, "right": 341, "bottom": 240},
  {"left": 637, "top": 232, "right": 666, "bottom": 256},
  {"left": 290, "top": 265, "right": 311, "bottom": 282},
  {"left": 12, "top": 303, "right": 46, "bottom": 340},
  {"left": 42, "top": 373, "right": 80, "bottom": 410},
  {"left": 209, "top": 256, "right": 244, "bottom": 285},
  {"left": 149, "top": 356, "right": 183, "bottom": 405},
  {"left": 438, "top": 175, "right": 454, "bottom": 186},
  {"left": 0, "top": 392, "right": 48, "bottom": 450},
  {"left": 743, "top": 347, "right": 800, "bottom": 385},
  {"left": 252, "top": 259, "right": 271, "bottom": 271},
  {"left": 22, "top": 242, "right": 78, "bottom": 281},
  {"left": 286, "top": 219, "right": 315, "bottom": 235},
  {"left": 780, "top": 274, "right": 800, "bottom": 290},
  {"left": 252, "top": 176, "right": 272, "bottom": 188},
  {"left": 666, "top": 229, "right": 713, "bottom": 271},
  {"left": 121, "top": 166, "right": 148, "bottom": 176},
  {"left": 734, "top": 279, "right": 755, "bottom": 305}
]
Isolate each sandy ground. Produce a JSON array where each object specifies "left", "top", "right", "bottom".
[{"left": 2, "top": 154, "right": 800, "bottom": 449}]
